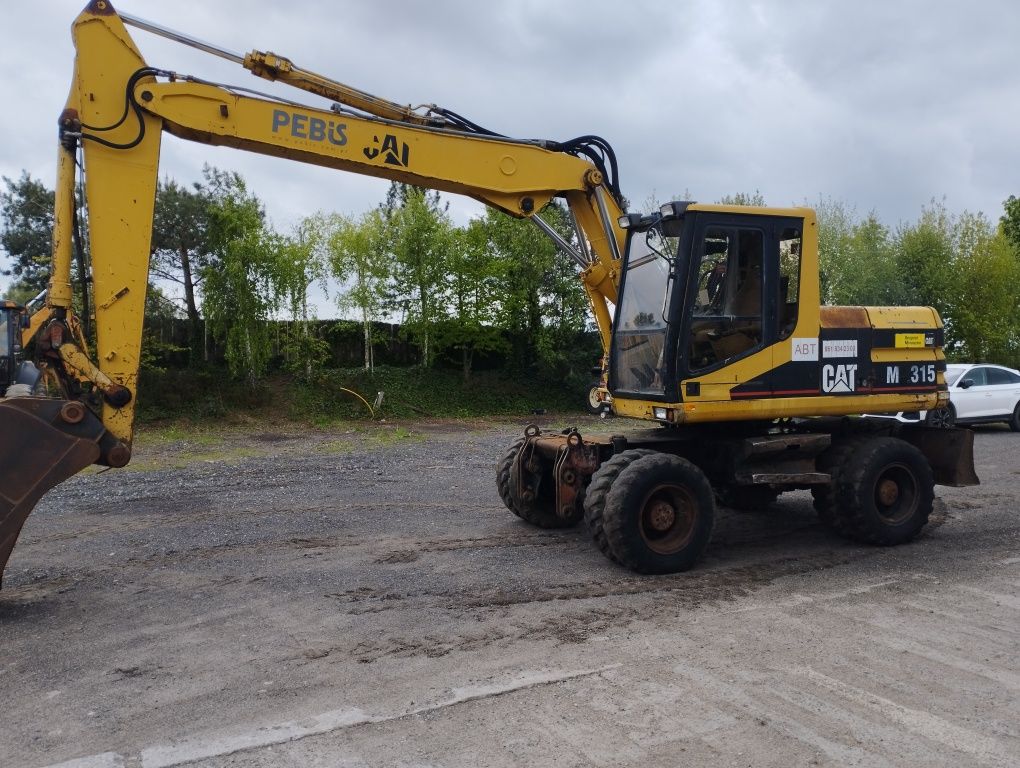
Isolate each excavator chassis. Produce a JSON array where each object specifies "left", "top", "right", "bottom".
[
  {"left": 501, "top": 419, "right": 978, "bottom": 573},
  {"left": 0, "top": 397, "right": 127, "bottom": 588}
]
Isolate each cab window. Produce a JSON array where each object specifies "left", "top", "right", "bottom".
[
  {"left": 778, "top": 226, "right": 801, "bottom": 340},
  {"left": 688, "top": 226, "right": 763, "bottom": 372},
  {"left": 611, "top": 231, "right": 672, "bottom": 396}
]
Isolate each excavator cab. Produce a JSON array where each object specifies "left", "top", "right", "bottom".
[{"left": 607, "top": 203, "right": 807, "bottom": 419}]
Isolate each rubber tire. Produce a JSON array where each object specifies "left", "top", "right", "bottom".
[
  {"left": 584, "top": 449, "right": 657, "bottom": 563},
  {"left": 717, "top": 485, "right": 780, "bottom": 511},
  {"left": 496, "top": 436, "right": 581, "bottom": 529},
  {"left": 599, "top": 453, "right": 715, "bottom": 574},
  {"left": 812, "top": 436, "right": 868, "bottom": 534},
  {"left": 1009, "top": 402, "right": 1020, "bottom": 432},
  {"left": 496, "top": 437, "right": 525, "bottom": 512},
  {"left": 830, "top": 436, "right": 934, "bottom": 545},
  {"left": 586, "top": 384, "right": 603, "bottom": 415},
  {"left": 925, "top": 404, "right": 956, "bottom": 429}
]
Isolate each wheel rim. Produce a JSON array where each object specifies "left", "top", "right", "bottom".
[
  {"left": 873, "top": 462, "right": 919, "bottom": 525},
  {"left": 929, "top": 407, "right": 953, "bottom": 428},
  {"left": 588, "top": 386, "right": 601, "bottom": 410},
  {"left": 638, "top": 484, "right": 697, "bottom": 554}
]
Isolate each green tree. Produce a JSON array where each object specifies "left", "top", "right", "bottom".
[
  {"left": 439, "top": 219, "right": 506, "bottom": 380},
  {"left": 813, "top": 198, "right": 903, "bottom": 306},
  {"left": 0, "top": 172, "right": 55, "bottom": 295},
  {"left": 534, "top": 203, "right": 593, "bottom": 380},
  {"left": 848, "top": 214, "right": 901, "bottom": 305},
  {"left": 481, "top": 206, "right": 550, "bottom": 372},
  {"left": 928, "top": 209, "right": 1020, "bottom": 365},
  {"left": 1000, "top": 194, "right": 1020, "bottom": 253},
  {"left": 320, "top": 209, "right": 390, "bottom": 371},
  {"left": 382, "top": 183, "right": 452, "bottom": 367},
  {"left": 200, "top": 169, "right": 284, "bottom": 386},
  {"left": 150, "top": 176, "right": 214, "bottom": 361},
  {"left": 479, "top": 202, "right": 593, "bottom": 377},
  {"left": 277, "top": 218, "right": 330, "bottom": 379},
  {"left": 893, "top": 200, "right": 956, "bottom": 317},
  {"left": 891, "top": 201, "right": 1020, "bottom": 365},
  {"left": 140, "top": 285, "right": 186, "bottom": 372},
  {"left": 814, "top": 197, "right": 857, "bottom": 305}
]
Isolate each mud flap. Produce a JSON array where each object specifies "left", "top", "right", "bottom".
[{"left": 0, "top": 398, "right": 117, "bottom": 588}]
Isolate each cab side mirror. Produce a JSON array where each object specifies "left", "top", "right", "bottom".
[{"left": 958, "top": 378, "right": 974, "bottom": 389}]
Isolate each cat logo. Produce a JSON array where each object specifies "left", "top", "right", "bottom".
[{"left": 822, "top": 363, "right": 857, "bottom": 393}]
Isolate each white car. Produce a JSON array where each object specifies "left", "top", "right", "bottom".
[{"left": 874, "top": 363, "right": 1020, "bottom": 430}]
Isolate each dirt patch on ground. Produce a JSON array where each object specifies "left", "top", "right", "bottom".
[{"left": 2, "top": 422, "right": 1017, "bottom": 768}]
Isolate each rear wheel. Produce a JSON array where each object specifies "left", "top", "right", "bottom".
[
  {"left": 812, "top": 437, "right": 866, "bottom": 534},
  {"left": 925, "top": 404, "right": 956, "bottom": 429},
  {"left": 1009, "top": 402, "right": 1020, "bottom": 432},
  {"left": 598, "top": 453, "right": 715, "bottom": 574},
  {"left": 831, "top": 436, "right": 934, "bottom": 545}
]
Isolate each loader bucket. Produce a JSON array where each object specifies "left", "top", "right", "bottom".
[{"left": 0, "top": 397, "right": 124, "bottom": 589}]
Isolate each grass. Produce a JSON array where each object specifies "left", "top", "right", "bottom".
[
  {"left": 121, "top": 365, "right": 590, "bottom": 472},
  {"left": 137, "top": 365, "right": 590, "bottom": 426},
  {"left": 126, "top": 407, "right": 432, "bottom": 472}
]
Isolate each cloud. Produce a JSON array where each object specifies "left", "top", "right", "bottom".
[{"left": 2, "top": 0, "right": 1017, "bottom": 295}]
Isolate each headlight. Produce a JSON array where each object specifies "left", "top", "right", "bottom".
[
  {"left": 660, "top": 201, "right": 694, "bottom": 219},
  {"left": 653, "top": 406, "right": 668, "bottom": 421},
  {"left": 617, "top": 213, "right": 643, "bottom": 230}
]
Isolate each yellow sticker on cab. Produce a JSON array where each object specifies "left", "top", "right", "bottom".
[{"left": 895, "top": 333, "right": 927, "bottom": 348}]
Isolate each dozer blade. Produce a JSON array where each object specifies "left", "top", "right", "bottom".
[
  {"left": 0, "top": 397, "right": 123, "bottom": 589},
  {"left": 900, "top": 425, "right": 980, "bottom": 487}
]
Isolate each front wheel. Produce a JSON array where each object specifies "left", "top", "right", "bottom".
[
  {"left": 832, "top": 436, "right": 934, "bottom": 545},
  {"left": 598, "top": 453, "right": 715, "bottom": 574},
  {"left": 925, "top": 404, "right": 956, "bottom": 429},
  {"left": 1009, "top": 401, "right": 1020, "bottom": 432},
  {"left": 586, "top": 384, "right": 603, "bottom": 415}
]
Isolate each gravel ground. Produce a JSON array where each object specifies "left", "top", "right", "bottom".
[{"left": 1, "top": 415, "right": 1018, "bottom": 768}]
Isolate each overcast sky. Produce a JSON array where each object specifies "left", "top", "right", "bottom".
[{"left": 1, "top": 0, "right": 1017, "bottom": 300}]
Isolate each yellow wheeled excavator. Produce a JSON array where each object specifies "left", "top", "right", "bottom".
[{"left": 0, "top": 1, "right": 977, "bottom": 585}]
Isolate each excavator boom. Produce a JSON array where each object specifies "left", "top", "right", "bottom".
[{"left": 0, "top": 0, "right": 628, "bottom": 584}]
